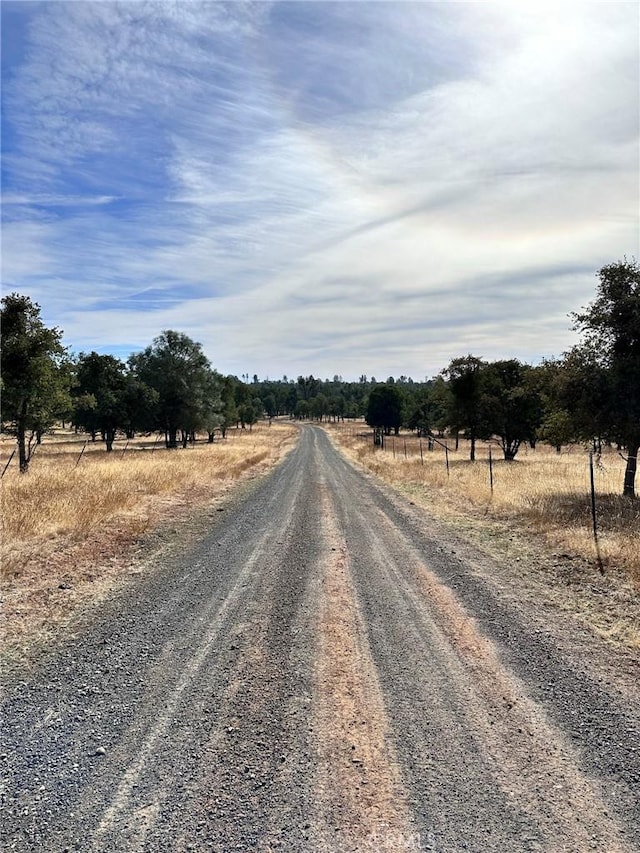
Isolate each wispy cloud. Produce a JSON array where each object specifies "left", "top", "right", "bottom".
[{"left": 2, "top": 1, "right": 638, "bottom": 378}]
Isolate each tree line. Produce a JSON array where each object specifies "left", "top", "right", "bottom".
[
  {"left": 0, "top": 309, "right": 265, "bottom": 472},
  {"left": 2, "top": 260, "right": 638, "bottom": 496}
]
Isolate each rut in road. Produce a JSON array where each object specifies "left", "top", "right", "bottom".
[{"left": 1, "top": 425, "right": 639, "bottom": 853}]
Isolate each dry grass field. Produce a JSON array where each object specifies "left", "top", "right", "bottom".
[
  {"left": 325, "top": 422, "right": 639, "bottom": 647},
  {"left": 1, "top": 422, "right": 297, "bottom": 662}
]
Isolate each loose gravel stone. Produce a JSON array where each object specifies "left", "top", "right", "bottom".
[{"left": 1, "top": 426, "right": 638, "bottom": 852}]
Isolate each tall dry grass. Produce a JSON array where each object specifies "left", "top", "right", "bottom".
[
  {"left": 325, "top": 423, "right": 640, "bottom": 588},
  {"left": 1, "top": 423, "right": 295, "bottom": 575},
  {"left": 1, "top": 423, "right": 296, "bottom": 659}
]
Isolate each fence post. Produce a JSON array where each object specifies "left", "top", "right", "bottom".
[
  {"left": 121, "top": 441, "right": 130, "bottom": 458},
  {"left": 489, "top": 446, "right": 494, "bottom": 493},
  {"left": 75, "top": 440, "right": 88, "bottom": 468},
  {"left": 589, "top": 451, "right": 604, "bottom": 574},
  {"left": 419, "top": 437, "right": 424, "bottom": 465},
  {"left": 1, "top": 449, "right": 16, "bottom": 478},
  {"left": 445, "top": 444, "right": 450, "bottom": 477}
]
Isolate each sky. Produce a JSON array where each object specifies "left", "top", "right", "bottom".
[{"left": 2, "top": 1, "right": 639, "bottom": 381}]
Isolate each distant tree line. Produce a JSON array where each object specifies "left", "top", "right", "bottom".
[{"left": 1, "top": 260, "right": 638, "bottom": 496}]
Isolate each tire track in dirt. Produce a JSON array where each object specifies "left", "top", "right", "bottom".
[
  {"left": 316, "top": 426, "right": 637, "bottom": 851},
  {"left": 90, "top": 518, "right": 286, "bottom": 850},
  {"left": 364, "top": 505, "right": 633, "bottom": 852},
  {"left": 82, "top": 437, "right": 314, "bottom": 852},
  {"left": 312, "top": 480, "right": 416, "bottom": 852}
]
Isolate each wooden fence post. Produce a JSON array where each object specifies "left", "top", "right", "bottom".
[
  {"left": 1, "top": 449, "right": 16, "bottom": 478},
  {"left": 75, "top": 441, "right": 88, "bottom": 468},
  {"left": 589, "top": 451, "right": 604, "bottom": 574},
  {"left": 489, "top": 446, "right": 494, "bottom": 493}
]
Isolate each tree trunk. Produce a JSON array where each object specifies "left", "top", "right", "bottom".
[
  {"left": 470, "top": 434, "right": 476, "bottom": 462},
  {"left": 105, "top": 428, "right": 115, "bottom": 452},
  {"left": 208, "top": 432, "right": 215, "bottom": 443},
  {"left": 166, "top": 428, "right": 178, "bottom": 449},
  {"left": 623, "top": 442, "right": 638, "bottom": 498},
  {"left": 503, "top": 438, "right": 520, "bottom": 461},
  {"left": 181, "top": 430, "right": 189, "bottom": 449},
  {"left": 17, "top": 400, "right": 28, "bottom": 473}
]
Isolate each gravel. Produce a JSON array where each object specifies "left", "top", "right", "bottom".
[{"left": 1, "top": 425, "right": 638, "bottom": 852}]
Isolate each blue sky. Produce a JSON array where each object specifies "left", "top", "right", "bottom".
[{"left": 2, "top": 1, "right": 638, "bottom": 380}]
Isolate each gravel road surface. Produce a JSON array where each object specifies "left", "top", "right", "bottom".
[{"left": 2, "top": 425, "right": 639, "bottom": 852}]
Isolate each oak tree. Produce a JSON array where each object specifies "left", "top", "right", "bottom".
[
  {"left": 571, "top": 259, "right": 640, "bottom": 496},
  {"left": 1, "top": 294, "right": 70, "bottom": 472}
]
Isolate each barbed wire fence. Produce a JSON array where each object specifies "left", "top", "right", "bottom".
[{"left": 333, "top": 421, "right": 637, "bottom": 574}]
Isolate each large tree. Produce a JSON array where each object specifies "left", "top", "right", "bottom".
[
  {"left": 219, "top": 376, "right": 240, "bottom": 437},
  {"left": 481, "top": 359, "right": 543, "bottom": 460},
  {"left": 129, "top": 330, "right": 214, "bottom": 449},
  {"left": 366, "top": 383, "right": 404, "bottom": 436},
  {"left": 72, "top": 353, "right": 158, "bottom": 450},
  {"left": 199, "top": 370, "right": 224, "bottom": 442},
  {"left": 555, "top": 346, "right": 612, "bottom": 452},
  {"left": 73, "top": 352, "right": 128, "bottom": 451},
  {"left": 571, "top": 259, "right": 640, "bottom": 497},
  {"left": 442, "top": 355, "right": 490, "bottom": 460},
  {"left": 1, "top": 294, "right": 70, "bottom": 472}
]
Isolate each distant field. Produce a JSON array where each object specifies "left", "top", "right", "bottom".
[
  {"left": 1, "top": 422, "right": 297, "bottom": 658},
  {"left": 325, "top": 422, "right": 640, "bottom": 590}
]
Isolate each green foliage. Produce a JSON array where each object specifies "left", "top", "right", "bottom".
[
  {"left": 539, "top": 409, "right": 575, "bottom": 451},
  {"left": 73, "top": 353, "right": 127, "bottom": 450},
  {"left": 129, "top": 330, "right": 218, "bottom": 448},
  {"left": 309, "top": 394, "right": 329, "bottom": 421},
  {"left": 294, "top": 399, "right": 310, "bottom": 420},
  {"left": 570, "top": 258, "right": 640, "bottom": 495},
  {"left": 481, "top": 360, "right": 542, "bottom": 460},
  {"left": 5, "top": 259, "right": 636, "bottom": 489},
  {"left": 219, "top": 375, "right": 241, "bottom": 435},
  {"left": 442, "top": 355, "right": 491, "bottom": 460},
  {"left": 297, "top": 375, "right": 320, "bottom": 400},
  {"left": 426, "top": 376, "right": 452, "bottom": 435},
  {"left": 1, "top": 293, "right": 71, "bottom": 471},
  {"left": 404, "top": 389, "right": 432, "bottom": 436},
  {"left": 239, "top": 404, "right": 256, "bottom": 429},
  {"left": 121, "top": 375, "right": 160, "bottom": 437},
  {"left": 199, "top": 370, "right": 224, "bottom": 436},
  {"left": 365, "top": 384, "right": 404, "bottom": 435},
  {"left": 556, "top": 346, "right": 612, "bottom": 444},
  {"left": 262, "top": 393, "right": 277, "bottom": 418}
]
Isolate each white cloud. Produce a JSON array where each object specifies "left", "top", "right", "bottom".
[{"left": 2, "top": 1, "right": 638, "bottom": 378}]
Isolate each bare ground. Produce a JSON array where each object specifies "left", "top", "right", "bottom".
[
  {"left": 1, "top": 426, "right": 296, "bottom": 671},
  {"left": 1, "top": 425, "right": 638, "bottom": 852}
]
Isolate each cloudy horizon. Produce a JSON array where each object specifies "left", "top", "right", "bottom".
[{"left": 2, "top": 1, "right": 638, "bottom": 381}]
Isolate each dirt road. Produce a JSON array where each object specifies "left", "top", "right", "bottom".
[{"left": 2, "top": 426, "right": 639, "bottom": 852}]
